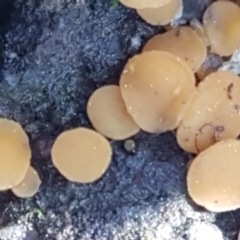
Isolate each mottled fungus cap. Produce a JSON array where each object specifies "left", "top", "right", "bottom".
[{"left": 177, "top": 71, "right": 240, "bottom": 153}]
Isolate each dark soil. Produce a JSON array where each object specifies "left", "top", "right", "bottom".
[{"left": 0, "top": 0, "right": 239, "bottom": 239}]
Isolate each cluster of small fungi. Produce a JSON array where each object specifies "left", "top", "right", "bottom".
[
  {"left": 2, "top": 0, "right": 240, "bottom": 213},
  {"left": 112, "top": 0, "right": 240, "bottom": 213}
]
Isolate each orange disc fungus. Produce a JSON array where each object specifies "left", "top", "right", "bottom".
[
  {"left": 87, "top": 85, "right": 139, "bottom": 140},
  {"left": 119, "top": 51, "right": 196, "bottom": 133},
  {"left": 136, "top": 0, "right": 182, "bottom": 26},
  {"left": 143, "top": 26, "right": 207, "bottom": 72},
  {"left": 203, "top": 1, "right": 240, "bottom": 56},
  {"left": 119, "top": 0, "right": 171, "bottom": 9},
  {"left": 0, "top": 118, "right": 31, "bottom": 191},
  {"left": 11, "top": 166, "right": 41, "bottom": 198},
  {"left": 51, "top": 127, "right": 112, "bottom": 183},
  {"left": 177, "top": 71, "right": 240, "bottom": 154},
  {"left": 187, "top": 139, "right": 240, "bottom": 212}
]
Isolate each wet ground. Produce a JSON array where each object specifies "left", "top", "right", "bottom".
[{"left": 0, "top": 0, "right": 240, "bottom": 239}]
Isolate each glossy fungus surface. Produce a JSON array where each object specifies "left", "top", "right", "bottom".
[
  {"left": 51, "top": 127, "right": 112, "bottom": 183},
  {"left": 203, "top": 1, "right": 240, "bottom": 56},
  {"left": 136, "top": 0, "right": 181, "bottom": 26},
  {"left": 11, "top": 166, "right": 41, "bottom": 198},
  {"left": 87, "top": 85, "right": 139, "bottom": 140},
  {"left": 0, "top": 119, "right": 31, "bottom": 191},
  {"left": 120, "top": 50, "right": 196, "bottom": 133},
  {"left": 143, "top": 26, "right": 207, "bottom": 72},
  {"left": 177, "top": 71, "right": 240, "bottom": 153},
  {"left": 187, "top": 139, "right": 240, "bottom": 212}
]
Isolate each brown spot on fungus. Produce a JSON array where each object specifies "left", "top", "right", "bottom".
[
  {"left": 0, "top": 119, "right": 31, "bottom": 191},
  {"left": 119, "top": 50, "right": 196, "bottom": 133},
  {"left": 136, "top": 0, "right": 181, "bottom": 26},
  {"left": 235, "top": 104, "right": 240, "bottom": 114},
  {"left": 203, "top": 1, "right": 240, "bottom": 56},
  {"left": 87, "top": 85, "right": 139, "bottom": 140},
  {"left": 143, "top": 26, "right": 207, "bottom": 72},
  {"left": 51, "top": 127, "right": 112, "bottom": 183},
  {"left": 177, "top": 71, "right": 240, "bottom": 153},
  {"left": 226, "top": 82, "right": 234, "bottom": 100},
  {"left": 11, "top": 166, "right": 41, "bottom": 198},
  {"left": 119, "top": 0, "right": 171, "bottom": 9},
  {"left": 187, "top": 139, "right": 240, "bottom": 212}
]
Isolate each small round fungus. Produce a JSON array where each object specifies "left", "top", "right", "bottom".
[
  {"left": 203, "top": 1, "right": 240, "bottom": 56},
  {"left": 0, "top": 118, "right": 31, "bottom": 191},
  {"left": 11, "top": 166, "right": 41, "bottom": 198},
  {"left": 119, "top": 51, "right": 196, "bottom": 133},
  {"left": 177, "top": 71, "right": 240, "bottom": 153},
  {"left": 187, "top": 139, "right": 240, "bottom": 212},
  {"left": 51, "top": 127, "right": 112, "bottom": 183},
  {"left": 119, "top": 0, "right": 171, "bottom": 9},
  {"left": 136, "top": 0, "right": 181, "bottom": 26},
  {"left": 87, "top": 85, "right": 139, "bottom": 140},
  {"left": 143, "top": 26, "right": 207, "bottom": 72},
  {"left": 124, "top": 139, "right": 136, "bottom": 152}
]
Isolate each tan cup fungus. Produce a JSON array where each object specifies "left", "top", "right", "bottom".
[
  {"left": 11, "top": 166, "right": 41, "bottom": 198},
  {"left": 87, "top": 85, "right": 139, "bottom": 140},
  {"left": 119, "top": 50, "right": 196, "bottom": 133},
  {"left": 51, "top": 127, "right": 112, "bottom": 183},
  {"left": 119, "top": 0, "right": 171, "bottom": 9},
  {"left": 187, "top": 139, "right": 240, "bottom": 212},
  {"left": 177, "top": 71, "right": 240, "bottom": 154},
  {"left": 143, "top": 26, "right": 207, "bottom": 72},
  {"left": 0, "top": 118, "right": 31, "bottom": 191},
  {"left": 136, "top": 0, "right": 182, "bottom": 26},
  {"left": 203, "top": 1, "right": 240, "bottom": 56}
]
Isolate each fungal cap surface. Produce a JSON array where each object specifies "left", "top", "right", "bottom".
[
  {"left": 203, "top": 1, "right": 240, "bottom": 56},
  {"left": 11, "top": 166, "right": 41, "bottom": 198},
  {"left": 143, "top": 26, "right": 207, "bottom": 72},
  {"left": 51, "top": 127, "right": 112, "bottom": 183},
  {"left": 187, "top": 139, "right": 240, "bottom": 212},
  {"left": 0, "top": 118, "right": 31, "bottom": 191},
  {"left": 120, "top": 50, "right": 196, "bottom": 133},
  {"left": 177, "top": 71, "right": 240, "bottom": 153},
  {"left": 87, "top": 85, "right": 139, "bottom": 140},
  {"left": 119, "top": 0, "right": 171, "bottom": 9},
  {"left": 136, "top": 0, "right": 181, "bottom": 26}
]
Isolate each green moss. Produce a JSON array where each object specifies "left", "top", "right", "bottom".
[{"left": 110, "top": 0, "right": 119, "bottom": 9}]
